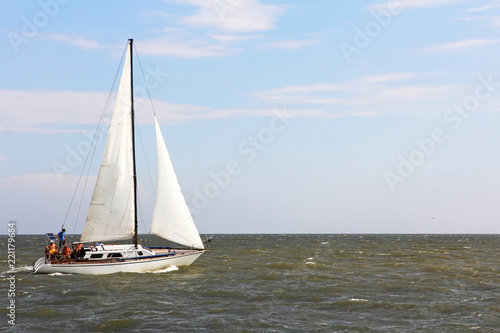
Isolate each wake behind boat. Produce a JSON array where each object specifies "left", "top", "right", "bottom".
[{"left": 34, "top": 39, "right": 210, "bottom": 275}]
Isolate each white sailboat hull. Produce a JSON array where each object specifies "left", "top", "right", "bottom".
[{"left": 34, "top": 250, "right": 204, "bottom": 275}]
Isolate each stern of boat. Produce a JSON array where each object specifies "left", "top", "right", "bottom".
[{"left": 33, "top": 257, "right": 50, "bottom": 274}]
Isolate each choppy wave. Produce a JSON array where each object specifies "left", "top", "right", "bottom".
[{"left": 1, "top": 234, "right": 499, "bottom": 332}]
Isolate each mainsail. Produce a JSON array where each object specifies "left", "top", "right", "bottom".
[
  {"left": 151, "top": 116, "right": 204, "bottom": 249},
  {"left": 81, "top": 44, "right": 135, "bottom": 242}
]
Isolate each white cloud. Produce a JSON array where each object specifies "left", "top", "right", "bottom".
[
  {"left": 175, "top": 0, "right": 286, "bottom": 32},
  {"left": 253, "top": 84, "right": 460, "bottom": 107},
  {"left": 457, "top": 15, "right": 491, "bottom": 23},
  {"left": 138, "top": 36, "right": 239, "bottom": 58},
  {"left": 0, "top": 89, "right": 109, "bottom": 133},
  {"left": 415, "top": 38, "right": 500, "bottom": 53},
  {"left": 208, "top": 33, "right": 263, "bottom": 42},
  {"left": 368, "top": 0, "right": 464, "bottom": 12},
  {"left": 490, "top": 15, "right": 500, "bottom": 27},
  {"left": 0, "top": 173, "right": 80, "bottom": 192},
  {"left": 250, "top": 72, "right": 476, "bottom": 117},
  {"left": 457, "top": 14, "right": 500, "bottom": 27},
  {"left": 41, "top": 33, "right": 102, "bottom": 50},
  {"left": 0, "top": 89, "right": 314, "bottom": 133},
  {"left": 4, "top": 71, "right": 489, "bottom": 133},
  {"left": 38, "top": 2, "right": 286, "bottom": 59},
  {"left": 140, "top": 0, "right": 287, "bottom": 58},
  {"left": 357, "top": 72, "right": 425, "bottom": 83},
  {"left": 262, "top": 38, "right": 321, "bottom": 50},
  {"left": 40, "top": 31, "right": 239, "bottom": 58},
  {"left": 251, "top": 72, "right": 426, "bottom": 97},
  {"left": 466, "top": 0, "right": 500, "bottom": 12}
]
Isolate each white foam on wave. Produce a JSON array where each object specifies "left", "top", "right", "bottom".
[
  {"left": 348, "top": 298, "right": 368, "bottom": 303},
  {"left": 1, "top": 265, "right": 34, "bottom": 276},
  {"left": 48, "top": 272, "right": 72, "bottom": 276},
  {"left": 141, "top": 265, "right": 179, "bottom": 274},
  {"left": 17, "top": 265, "right": 34, "bottom": 272}
]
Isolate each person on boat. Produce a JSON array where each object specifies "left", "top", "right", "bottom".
[
  {"left": 45, "top": 241, "right": 59, "bottom": 259},
  {"left": 71, "top": 243, "right": 77, "bottom": 259},
  {"left": 57, "top": 228, "right": 66, "bottom": 248},
  {"left": 61, "top": 244, "right": 72, "bottom": 258},
  {"left": 74, "top": 243, "right": 85, "bottom": 259},
  {"left": 96, "top": 241, "right": 104, "bottom": 246}
]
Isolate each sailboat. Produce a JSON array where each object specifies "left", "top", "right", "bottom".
[{"left": 34, "top": 39, "right": 209, "bottom": 275}]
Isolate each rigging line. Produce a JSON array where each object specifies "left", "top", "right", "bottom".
[
  {"left": 134, "top": 43, "right": 158, "bottom": 116},
  {"left": 64, "top": 42, "right": 129, "bottom": 234},
  {"left": 133, "top": 43, "right": 157, "bottom": 197}
]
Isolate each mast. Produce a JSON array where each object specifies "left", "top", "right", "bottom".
[{"left": 129, "top": 38, "right": 139, "bottom": 248}]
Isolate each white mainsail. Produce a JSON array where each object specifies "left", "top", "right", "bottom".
[
  {"left": 81, "top": 44, "right": 135, "bottom": 243},
  {"left": 151, "top": 116, "right": 204, "bottom": 249}
]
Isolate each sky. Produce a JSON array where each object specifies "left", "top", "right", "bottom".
[{"left": 1, "top": 0, "right": 500, "bottom": 234}]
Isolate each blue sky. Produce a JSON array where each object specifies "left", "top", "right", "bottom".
[{"left": 2, "top": 0, "right": 500, "bottom": 234}]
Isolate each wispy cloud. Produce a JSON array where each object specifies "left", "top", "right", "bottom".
[
  {"left": 142, "top": 0, "right": 287, "bottom": 58},
  {"left": 40, "top": 30, "right": 240, "bottom": 58},
  {"left": 0, "top": 88, "right": 192, "bottom": 132},
  {"left": 174, "top": 0, "right": 286, "bottom": 32},
  {"left": 0, "top": 89, "right": 313, "bottom": 133},
  {"left": 491, "top": 15, "right": 500, "bottom": 27},
  {"left": 138, "top": 35, "right": 239, "bottom": 58},
  {"left": 40, "top": 29, "right": 240, "bottom": 58},
  {"left": 465, "top": 0, "right": 500, "bottom": 12},
  {"left": 4, "top": 71, "right": 491, "bottom": 133},
  {"left": 262, "top": 38, "right": 321, "bottom": 50},
  {"left": 40, "top": 1, "right": 286, "bottom": 58},
  {"left": 415, "top": 38, "right": 500, "bottom": 53},
  {"left": 253, "top": 84, "right": 459, "bottom": 106},
  {"left": 0, "top": 89, "right": 109, "bottom": 133},
  {"left": 457, "top": 14, "right": 500, "bottom": 27},
  {"left": 41, "top": 33, "right": 102, "bottom": 50},
  {"left": 368, "top": 0, "right": 464, "bottom": 11},
  {"left": 0, "top": 174, "right": 85, "bottom": 192},
  {"left": 250, "top": 72, "right": 475, "bottom": 117},
  {"left": 208, "top": 33, "right": 263, "bottom": 42},
  {"left": 357, "top": 72, "right": 425, "bottom": 83},
  {"left": 251, "top": 72, "right": 427, "bottom": 97}
]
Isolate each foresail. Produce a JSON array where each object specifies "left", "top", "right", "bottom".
[
  {"left": 81, "top": 44, "right": 135, "bottom": 243},
  {"left": 151, "top": 117, "right": 204, "bottom": 249}
]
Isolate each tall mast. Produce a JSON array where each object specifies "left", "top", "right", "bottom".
[{"left": 129, "top": 38, "right": 139, "bottom": 248}]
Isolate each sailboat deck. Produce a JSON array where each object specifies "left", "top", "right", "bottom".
[{"left": 148, "top": 248, "right": 203, "bottom": 256}]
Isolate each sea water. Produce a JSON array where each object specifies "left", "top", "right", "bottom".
[{"left": 1, "top": 234, "right": 499, "bottom": 332}]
